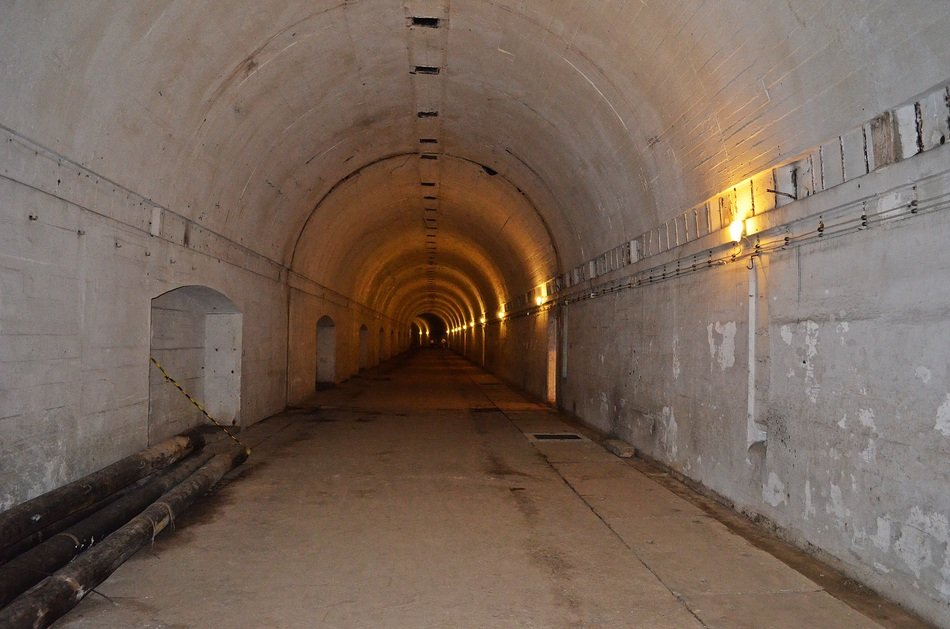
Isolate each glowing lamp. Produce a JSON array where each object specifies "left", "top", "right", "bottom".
[
  {"left": 479, "top": 315, "right": 487, "bottom": 325},
  {"left": 728, "top": 218, "right": 745, "bottom": 243},
  {"left": 535, "top": 296, "right": 544, "bottom": 306}
]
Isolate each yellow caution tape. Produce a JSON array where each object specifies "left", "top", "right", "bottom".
[{"left": 149, "top": 356, "right": 250, "bottom": 456}]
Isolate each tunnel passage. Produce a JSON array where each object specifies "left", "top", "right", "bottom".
[{"left": 1, "top": 3, "right": 950, "bottom": 626}]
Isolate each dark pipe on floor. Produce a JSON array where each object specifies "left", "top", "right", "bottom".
[
  {"left": 0, "top": 448, "right": 216, "bottom": 608},
  {"left": 0, "top": 430, "right": 205, "bottom": 553},
  {"left": 0, "top": 444, "right": 249, "bottom": 629},
  {"left": 0, "top": 491, "right": 130, "bottom": 567}
]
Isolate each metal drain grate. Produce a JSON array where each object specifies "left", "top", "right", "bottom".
[{"left": 531, "top": 433, "right": 584, "bottom": 441}]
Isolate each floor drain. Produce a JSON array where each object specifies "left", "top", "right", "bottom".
[{"left": 531, "top": 433, "right": 584, "bottom": 441}]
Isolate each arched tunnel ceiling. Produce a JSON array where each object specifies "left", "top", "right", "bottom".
[{"left": 2, "top": 1, "right": 949, "bottom": 322}]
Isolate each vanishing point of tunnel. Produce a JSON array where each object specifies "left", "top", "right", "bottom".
[{"left": 1, "top": 2, "right": 950, "bottom": 628}]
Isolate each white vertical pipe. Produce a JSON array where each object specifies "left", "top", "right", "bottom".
[{"left": 747, "top": 258, "right": 767, "bottom": 446}]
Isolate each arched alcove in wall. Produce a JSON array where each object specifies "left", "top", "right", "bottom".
[
  {"left": 316, "top": 315, "right": 336, "bottom": 387},
  {"left": 148, "top": 286, "right": 242, "bottom": 444}
]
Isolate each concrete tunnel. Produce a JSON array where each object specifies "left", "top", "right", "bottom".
[{"left": 1, "top": 2, "right": 950, "bottom": 627}]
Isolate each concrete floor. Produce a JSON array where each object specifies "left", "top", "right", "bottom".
[{"left": 59, "top": 351, "right": 903, "bottom": 628}]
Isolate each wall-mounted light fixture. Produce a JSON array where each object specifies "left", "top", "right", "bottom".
[
  {"left": 497, "top": 308, "right": 506, "bottom": 320},
  {"left": 535, "top": 295, "right": 545, "bottom": 306},
  {"left": 479, "top": 315, "right": 487, "bottom": 325},
  {"left": 729, "top": 218, "right": 745, "bottom": 242}
]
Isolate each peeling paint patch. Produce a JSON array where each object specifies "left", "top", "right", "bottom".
[
  {"left": 894, "top": 507, "right": 949, "bottom": 580},
  {"left": 837, "top": 414, "right": 848, "bottom": 429},
  {"left": 763, "top": 472, "right": 786, "bottom": 506},
  {"left": 658, "top": 406, "right": 678, "bottom": 459},
  {"left": 939, "top": 554, "right": 950, "bottom": 598},
  {"left": 858, "top": 408, "right": 877, "bottom": 430},
  {"left": 915, "top": 366, "right": 932, "bottom": 384},
  {"left": 780, "top": 324, "right": 793, "bottom": 345},
  {"left": 671, "top": 335, "right": 680, "bottom": 381},
  {"left": 935, "top": 393, "right": 950, "bottom": 436},
  {"left": 803, "top": 320, "right": 821, "bottom": 403},
  {"left": 836, "top": 321, "right": 849, "bottom": 345},
  {"left": 706, "top": 321, "right": 736, "bottom": 370},
  {"left": 804, "top": 480, "right": 816, "bottom": 519},
  {"left": 861, "top": 439, "right": 877, "bottom": 463},
  {"left": 828, "top": 483, "right": 850, "bottom": 519},
  {"left": 871, "top": 517, "right": 891, "bottom": 551}
]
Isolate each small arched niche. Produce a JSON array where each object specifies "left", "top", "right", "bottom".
[
  {"left": 316, "top": 315, "right": 336, "bottom": 387},
  {"left": 148, "top": 285, "right": 242, "bottom": 444},
  {"left": 358, "top": 324, "right": 369, "bottom": 370}
]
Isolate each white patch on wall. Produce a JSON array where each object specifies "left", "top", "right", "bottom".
[
  {"left": 871, "top": 517, "right": 892, "bottom": 552},
  {"left": 828, "top": 483, "right": 850, "bottom": 519},
  {"left": 838, "top": 414, "right": 848, "bottom": 429},
  {"left": 939, "top": 554, "right": 950, "bottom": 599},
  {"left": 706, "top": 321, "right": 736, "bottom": 371},
  {"left": 836, "top": 321, "right": 849, "bottom": 346},
  {"left": 915, "top": 366, "right": 932, "bottom": 384},
  {"left": 804, "top": 480, "right": 816, "bottom": 519},
  {"left": 935, "top": 393, "right": 950, "bottom": 437},
  {"left": 659, "top": 406, "right": 678, "bottom": 459},
  {"left": 861, "top": 439, "right": 877, "bottom": 463},
  {"left": 874, "top": 562, "right": 892, "bottom": 574},
  {"left": 895, "top": 507, "right": 940, "bottom": 579},
  {"left": 671, "top": 335, "right": 680, "bottom": 381},
  {"left": 803, "top": 320, "right": 821, "bottom": 403},
  {"left": 763, "top": 472, "right": 786, "bottom": 507},
  {"left": 780, "top": 324, "right": 793, "bottom": 346},
  {"left": 858, "top": 408, "right": 877, "bottom": 430},
  {"left": 894, "top": 507, "right": 949, "bottom": 581}
]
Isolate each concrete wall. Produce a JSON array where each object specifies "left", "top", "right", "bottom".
[
  {"left": 556, "top": 145, "right": 950, "bottom": 624},
  {"left": 287, "top": 283, "right": 407, "bottom": 405},
  {"left": 149, "top": 294, "right": 208, "bottom": 442},
  {"left": 0, "top": 140, "right": 288, "bottom": 510},
  {"left": 475, "top": 312, "right": 554, "bottom": 405}
]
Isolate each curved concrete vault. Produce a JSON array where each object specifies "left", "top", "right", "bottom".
[
  {"left": 6, "top": 0, "right": 946, "bottom": 328},
  {"left": 3, "top": 2, "right": 950, "bottom": 625}
]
